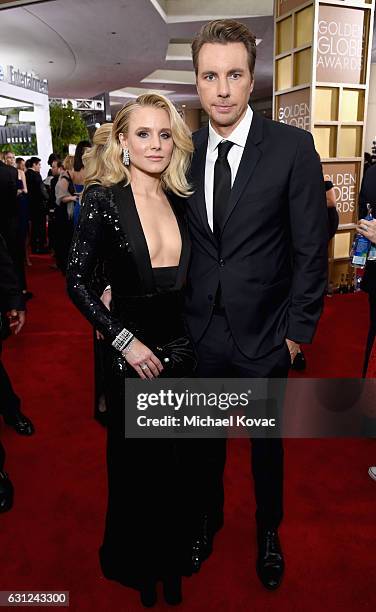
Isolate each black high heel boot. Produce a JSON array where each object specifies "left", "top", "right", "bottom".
[
  {"left": 162, "top": 575, "right": 182, "bottom": 606},
  {"left": 140, "top": 580, "right": 157, "bottom": 608}
]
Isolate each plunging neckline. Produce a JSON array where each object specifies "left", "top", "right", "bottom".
[
  {"left": 111, "top": 182, "right": 191, "bottom": 295},
  {"left": 127, "top": 184, "right": 184, "bottom": 286}
]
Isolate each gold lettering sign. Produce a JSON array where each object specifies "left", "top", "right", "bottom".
[
  {"left": 276, "top": 88, "right": 311, "bottom": 131},
  {"left": 317, "top": 6, "right": 366, "bottom": 84},
  {"left": 323, "top": 162, "right": 360, "bottom": 225}
]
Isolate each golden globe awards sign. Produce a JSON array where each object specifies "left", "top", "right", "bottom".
[
  {"left": 277, "top": 88, "right": 311, "bottom": 131},
  {"left": 323, "top": 163, "right": 360, "bottom": 225},
  {"left": 317, "top": 6, "right": 366, "bottom": 84}
]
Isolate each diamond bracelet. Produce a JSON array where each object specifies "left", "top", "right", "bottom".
[{"left": 111, "top": 328, "right": 134, "bottom": 352}]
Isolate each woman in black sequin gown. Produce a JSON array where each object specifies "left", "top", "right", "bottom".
[{"left": 66, "top": 95, "right": 198, "bottom": 607}]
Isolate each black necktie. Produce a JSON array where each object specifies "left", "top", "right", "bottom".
[{"left": 213, "top": 140, "right": 234, "bottom": 240}]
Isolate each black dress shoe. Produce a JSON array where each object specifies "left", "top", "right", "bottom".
[
  {"left": 140, "top": 580, "right": 157, "bottom": 608},
  {"left": 163, "top": 575, "right": 182, "bottom": 606},
  {"left": 256, "top": 528, "right": 284, "bottom": 590},
  {"left": 0, "top": 471, "right": 14, "bottom": 513},
  {"left": 3, "top": 409, "right": 35, "bottom": 436}
]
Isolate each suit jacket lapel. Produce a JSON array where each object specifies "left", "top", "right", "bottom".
[
  {"left": 112, "top": 183, "right": 190, "bottom": 294},
  {"left": 112, "top": 182, "right": 156, "bottom": 294},
  {"left": 221, "top": 112, "right": 264, "bottom": 236},
  {"left": 168, "top": 195, "right": 191, "bottom": 290}
]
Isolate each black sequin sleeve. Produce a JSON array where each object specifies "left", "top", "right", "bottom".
[{"left": 66, "top": 185, "right": 124, "bottom": 343}]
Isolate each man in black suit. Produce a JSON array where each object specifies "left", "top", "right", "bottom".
[
  {"left": 2, "top": 151, "right": 27, "bottom": 293},
  {"left": 359, "top": 161, "right": 376, "bottom": 218},
  {"left": 0, "top": 233, "right": 29, "bottom": 511},
  {"left": 358, "top": 163, "right": 376, "bottom": 375},
  {"left": 25, "top": 156, "right": 48, "bottom": 253},
  {"left": 185, "top": 20, "right": 328, "bottom": 589},
  {"left": 0, "top": 155, "right": 18, "bottom": 229}
]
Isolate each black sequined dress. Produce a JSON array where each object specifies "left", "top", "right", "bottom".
[{"left": 66, "top": 183, "right": 196, "bottom": 591}]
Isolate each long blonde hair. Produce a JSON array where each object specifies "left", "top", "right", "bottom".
[
  {"left": 83, "top": 123, "right": 113, "bottom": 186},
  {"left": 90, "top": 94, "right": 193, "bottom": 197}
]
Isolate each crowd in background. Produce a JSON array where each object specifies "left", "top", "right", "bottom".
[{"left": 0, "top": 140, "right": 91, "bottom": 282}]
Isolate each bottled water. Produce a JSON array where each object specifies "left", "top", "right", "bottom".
[{"left": 351, "top": 205, "right": 373, "bottom": 268}]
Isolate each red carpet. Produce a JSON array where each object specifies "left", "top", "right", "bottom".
[{"left": 1, "top": 256, "right": 375, "bottom": 611}]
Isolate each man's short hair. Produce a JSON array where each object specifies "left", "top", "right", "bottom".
[
  {"left": 191, "top": 19, "right": 257, "bottom": 78},
  {"left": 29, "top": 156, "right": 41, "bottom": 167},
  {"left": 48, "top": 153, "right": 58, "bottom": 166},
  {"left": 16, "top": 157, "right": 24, "bottom": 164}
]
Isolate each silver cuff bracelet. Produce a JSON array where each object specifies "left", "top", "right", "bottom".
[{"left": 111, "top": 328, "right": 134, "bottom": 352}]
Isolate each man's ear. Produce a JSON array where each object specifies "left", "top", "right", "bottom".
[{"left": 249, "top": 78, "right": 255, "bottom": 97}]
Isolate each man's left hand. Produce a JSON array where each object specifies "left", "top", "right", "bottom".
[
  {"left": 6, "top": 310, "right": 26, "bottom": 334},
  {"left": 286, "top": 338, "right": 300, "bottom": 364},
  {"left": 357, "top": 218, "right": 376, "bottom": 243}
]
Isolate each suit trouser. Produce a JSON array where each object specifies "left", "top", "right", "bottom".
[
  {"left": 0, "top": 342, "right": 20, "bottom": 416},
  {"left": 0, "top": 440, "right": 5, "bottom": 472},
  {"left": 1, "top": 217, "right": 26, "bottom": 291},
  {"left": 30, "top": 208, "right": 47, "bottom": 252},
  {"left": 195, "top": 310, "right": 289, "bottom": 531}
]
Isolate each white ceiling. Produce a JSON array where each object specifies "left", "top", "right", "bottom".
[
  {"left": 0, "top": 0, "right": 374, "bottom": 112},
  {"left": 0, "top": 0, "right": 275, "bottom": 109}
]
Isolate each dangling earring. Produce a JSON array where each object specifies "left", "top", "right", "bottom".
[{"left": 123, "top": 148, "right": 130, "bottom": 166}]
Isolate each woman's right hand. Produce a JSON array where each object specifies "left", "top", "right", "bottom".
[{"left": 122, "top": 338, "right": 163, "bottom": 379}]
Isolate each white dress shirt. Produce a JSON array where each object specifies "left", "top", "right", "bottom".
[{"left": 204, "top": 105, "right": 254, "bottom": 231}]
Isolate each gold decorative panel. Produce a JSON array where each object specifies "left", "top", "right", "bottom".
[
  {"left": 340, "top": 89, "right": 365, "bottom": 122},
  {"left": 313, "top": 126, "right": 337, "bottom": 158},
  {"left": 338, "top": 126, "right": 362, "bottom": 157},
  {"left": 295, "top": 5, "right": 314, "bottom": 47},
  {"left": 276, "top": 55, "right": 293, "bottom": 91},
  {"left": 277, "top": 0, "right": 308, "bottom": 17},
  {"left": 333, "top": 232, "right": 351, "bottom": 259},
  {"left": 294, "top": 48, "right": 312, "bottom": 85},
  {"left": 277, "top": 16, "right": 293, "bottom": 54},
  {"left": 315, "top": 87, "right": 339, "bottom": 122}
]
